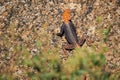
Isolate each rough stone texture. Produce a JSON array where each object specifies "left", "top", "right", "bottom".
[{"left": 0, "top": 0, "right": 120, "bottom": 79}]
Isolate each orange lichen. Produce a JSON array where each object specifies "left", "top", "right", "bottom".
[{"left": 62, "top": 9, "right": 71, "bottom": 23}]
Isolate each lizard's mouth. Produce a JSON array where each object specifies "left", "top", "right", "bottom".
[{"left": 62, "top": 9, "right": 71, "bottom": 23}]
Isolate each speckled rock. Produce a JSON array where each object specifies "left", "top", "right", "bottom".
[{"left": 0, "top": 0, "right": 120, "bottom": 79}]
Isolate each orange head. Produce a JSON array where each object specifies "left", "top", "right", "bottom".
[{"left": 62, "top": 9, "right": 71, "bottom": 23}]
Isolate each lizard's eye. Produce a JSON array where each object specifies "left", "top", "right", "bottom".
[{"left": 62, "top": 9, "right": 71, "bottom": 23}]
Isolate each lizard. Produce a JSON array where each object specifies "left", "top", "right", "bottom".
[{"left": 57, "top": 9, "right": 86, "bottom": 54}]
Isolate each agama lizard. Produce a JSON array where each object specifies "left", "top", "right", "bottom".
[{"left": 57, "top": 9, "right": 86, "bottom": 54}]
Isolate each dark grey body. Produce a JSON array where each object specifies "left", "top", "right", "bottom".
[
  {"left": 57, "top": 21, "right": 78, "bottom": 44},
  {"left": 57, "top": 20, "right": 86, "bottom": 51}
]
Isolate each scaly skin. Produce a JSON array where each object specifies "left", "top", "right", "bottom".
[{"left": 57, "top": 9, "right": 86, "bottom": 54}]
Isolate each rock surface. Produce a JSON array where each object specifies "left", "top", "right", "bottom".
[{"left": 0, "top": 0, "right": 120, "bottom": 79}]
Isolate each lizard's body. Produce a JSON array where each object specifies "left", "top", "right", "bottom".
[{"left": 57, "top": 9, "right": 86, "bottom": 53}]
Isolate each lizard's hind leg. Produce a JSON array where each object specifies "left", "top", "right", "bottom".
[
  {"left": 61, "top": 44, "right": 74, "bottom": 63},
  {"left": 62, "top": 44, "right": 75, "bottom": 55},
  {"left": 78, "top": 35, "right": 86, "bottom": 46}
]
